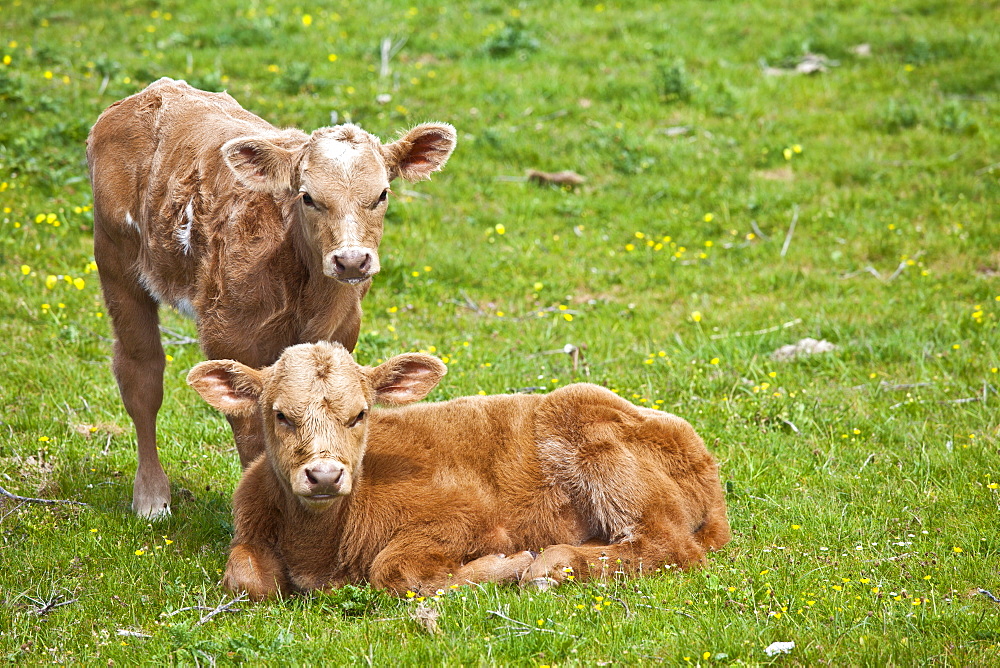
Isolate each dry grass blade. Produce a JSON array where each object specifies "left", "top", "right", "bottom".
[
  {"left": 978, "top": 588, "right": 1000, "bottom": 604},
  {"left": 487, "top": 608, "right": 579, "bottom": 638},
  {"left": 158, "top": 325, "right": 198, "bottom": 345},
  {"left": 0, "top": 484, "right": 88, "bottom": 507},
  {"left": 116, "top": 629, "right": 152, "bottom": 638},
  {"left": 780, "top": 205, "right": 799, "bottom": 258},
  {"left": 710, "top": 318, "right": 802, "bottom": 340},
  {"left": 194, "top": 593, "right": 248, "bottom": 626},
  {"left": 28, "top": 595, "right": 78, "bottom": 616},
  {"left": 771, "top": 338, "right": 836, "bottom": 361}
]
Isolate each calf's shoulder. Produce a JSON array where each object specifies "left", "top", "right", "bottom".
[{"left": 231, "top": 455, "right": 285, "bottom": 545}]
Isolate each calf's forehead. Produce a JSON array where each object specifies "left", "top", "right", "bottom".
[
  {"left": 302, "top": 126, "right": 388, "bottom": 186},
  {"left": 265, "top": 344, "right": 370, "bottom": 410}
]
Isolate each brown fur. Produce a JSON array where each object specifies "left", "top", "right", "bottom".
[
  {"left": 87, "top": 78, "right": 456, "bottom": 517},
  {"left": 188, "top": 342, "right": 731, "bottom": 600}
]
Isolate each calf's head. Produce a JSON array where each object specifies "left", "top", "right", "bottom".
[
  {"left": 222, "top": 122, "right": 456, "bottom": 284},
  {"left": 188, "top": 342, "right": 446, "bottom": 510}
]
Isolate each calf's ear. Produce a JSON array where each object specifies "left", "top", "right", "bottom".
[
  {"left": 382, "top": 123, "right": 457, "bottom": 182},
  {"left": 222, "top": 136, "right": 295, "bottom": 195},
  {"left": 368, "top": 354, "right": 447, "bottom": 406},
  {"left": 187, "top": 361, "right": 264, "bottom": 417}
]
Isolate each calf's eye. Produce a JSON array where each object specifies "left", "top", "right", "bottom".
[
  {"left": 348, "top": 410, "right": 366, "bottom": 428},
  {"left": 275, "top": 411, "right": 291, "bottom": 426},
  {"left": 301, "top": 192, "right": 316, "bottom": 207}
]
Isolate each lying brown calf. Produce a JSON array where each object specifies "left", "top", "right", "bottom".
[{"left": 188, "top": 342, "right": 730, "bottom": 599}]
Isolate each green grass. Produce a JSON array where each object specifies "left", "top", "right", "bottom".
[{"left": 1, "top": 0, "right": 998, "bottom": 664}]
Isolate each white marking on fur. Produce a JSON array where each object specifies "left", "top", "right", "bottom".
[
  {"left": 175, "top": 298, "right": 197, "bottom": 320},
  {"left": 137, "top": 271, "right": 164, "bottom": 304},
  {"left": 318, "top": 136, "right": 362, "bottom": 172},
  {"left": 176, "top": 217, "right": 193, "bottom": 256},
  {"left": 125, "top": 212, "right": 138, "bottom": 231},
  {"left": 340, "top": 213, "right": 361, "bottom": 247},
  {"left": 138, "top": 272, "right": 197, "bottom": 319}
]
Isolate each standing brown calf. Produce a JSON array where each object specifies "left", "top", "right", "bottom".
[
  {"left": 87, "top": 78, "right": 456, "bottom": 517},
  {"left": 188, "top": 341, "right": 731, "bottom": 599}
]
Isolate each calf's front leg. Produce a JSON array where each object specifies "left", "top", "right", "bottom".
[{"left": 223, "top": 543, "right": 291, "bottom": 600}]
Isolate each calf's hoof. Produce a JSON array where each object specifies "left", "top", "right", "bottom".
[
  {"left": 134, "top": 502, "right": 172, "bottom": 520},
  {"left": 523, "top": 576, "right": 560, "bottom": 592},
  {"left": 133, "top": 467, "right": 171, "bottom": 519},
  {"left": 132, "top": 490, "right": 171, "bottom": 520}
]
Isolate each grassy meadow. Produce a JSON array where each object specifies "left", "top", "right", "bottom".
[{"left": 1, "top": 0, "right": 999, "bottom": 664}]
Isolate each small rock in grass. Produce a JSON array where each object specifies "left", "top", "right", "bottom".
[
  {"left": 526, "top": 169, "right": 586, "bottom": 188},
  {"left": 764, "top": 641, "right": 795, "bottom": 657},
  {"left": 772, "top": 337, "right": 836, "bottom": 361}
]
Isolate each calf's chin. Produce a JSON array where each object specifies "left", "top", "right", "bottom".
[{"left": 297, "top": 494, "right": 340, "bottom": 511}]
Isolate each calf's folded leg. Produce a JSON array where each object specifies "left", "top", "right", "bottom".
[
  {"left": 519, "top": 522, "right": 707, "bottom": 588},
  {"left": 453, "top": 552, "right": 536, "bottom": 586},
  {"left": 224, "top": 544, "right": 291, "bottom": 600},
  {"left": 369, "top": 543, "right": 535, "bottom": 595}
]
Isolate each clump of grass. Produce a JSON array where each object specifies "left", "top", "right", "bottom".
[
  {"left": 275, "top": 62, "right": 313, "bottom": 95},
  {"left": 701, "top": 81, "right": 738, "bottom": 117},
  {"left": 591, "top": 126, "right": 655, "bottom": 175},
  {"left": 201, "top": 16, "right": 278, "bottom": 48},
  {"left": 316, "top": 583, "right": 386, "bottom": 617},
  {"left": 187, "top": 69, "right": 227, "bottom": 93},
  {"left": 656, "top": 59, "right": 691, "bottom": 103},
  {"left": 935, "top": 99, "right": 978, "bottom": 135},
  {"left": 876, "top": 98, "right": 921, "bottom": 132},
  {"left": 0, "top": 69, "right": 25, "bottom": 103},
  {"left": 483, "top": 20, "right": 539, "bottom": 58}
]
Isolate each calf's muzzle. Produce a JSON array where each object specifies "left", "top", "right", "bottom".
[
  {"left": 326, "top": 248, "right": 379, "bottom": 283},
  {"left": 295, "top": 460, "right": 350, "bottom": 508}
]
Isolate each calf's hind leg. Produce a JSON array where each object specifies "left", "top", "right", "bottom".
[
  {"left": 199, "top": 339, "right": 272, "bottom": 467},
  {"left": 94, "top": 226, "right": 170, "bottom": 518},
  {"left": 453, "top": 552, "right": 537, "bottom": 587},
  {"left": 519, "top": 521, "right": 707, "bottom": 589},
  {"left": 369, "top": 543, "right": 535, "bottom": 595}
]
